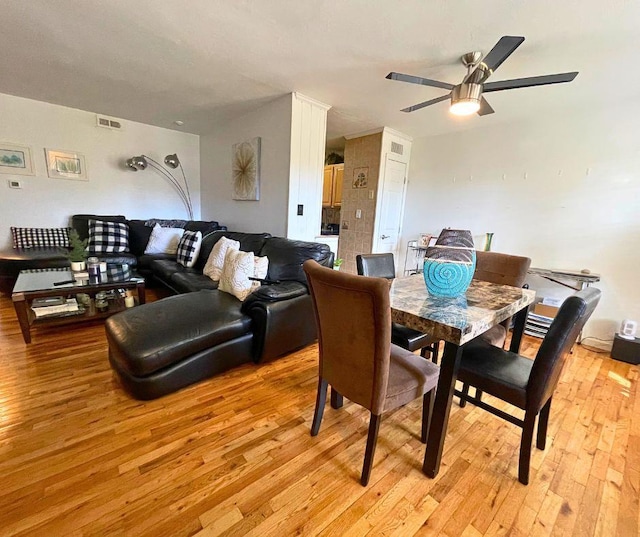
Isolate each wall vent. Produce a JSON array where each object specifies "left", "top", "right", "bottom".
[
  {"left": 391, "top": 141, "right": 404, "bottom": 155},
  {"left": 96, "top": 115, "right": 123, "bottom": 130}
]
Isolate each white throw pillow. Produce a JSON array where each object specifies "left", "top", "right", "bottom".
[
  {"left": 144, "top": 224, "right": 185, "bottom": 255},
  {"left": 203, "top": 236, "right": 240, "bottom": 281},
  {"left": 251, "top": 256, "right": 269, "bottom": 291},
  {"left": 219, "top": 249, "right": 255, "bottom": 301}
]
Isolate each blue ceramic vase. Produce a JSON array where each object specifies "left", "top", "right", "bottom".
[{"left": 423, "top": 229, "right": 476, "bottom": 297}]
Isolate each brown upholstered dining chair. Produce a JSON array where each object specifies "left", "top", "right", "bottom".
[
  {"left": 453, "top": 287, "right": 601, "bottom": 484},
  {"left": 474, "top": 250, "right": 532, "bottom": 348},
  {"left": 303, "top": 259, "right": 440, "bottom": 486},
  {"left": 356, "top": 253, "right": 440, "bottom": 362}
]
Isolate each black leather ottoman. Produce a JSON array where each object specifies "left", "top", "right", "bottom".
[{"left": 105, "top": 290, "right": 254, "bottom": 399}]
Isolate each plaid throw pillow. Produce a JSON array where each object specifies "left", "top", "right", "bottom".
[
  {"left": 87, "top": 219, "right": 129, "bottom": 253},
  {"left": 176, "top": 230, "right": 202, "bottom": 267},
  {"left": 11, "top": 227, "right": 71, "bottom": 249}
]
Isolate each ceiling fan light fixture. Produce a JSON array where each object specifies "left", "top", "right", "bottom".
[{"left": 449, "top": 83, "right": 482, "bottom": 116}]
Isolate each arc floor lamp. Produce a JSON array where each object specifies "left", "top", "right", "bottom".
[{"left": 126, "top": 154, "right": 194, "bottom": 219}]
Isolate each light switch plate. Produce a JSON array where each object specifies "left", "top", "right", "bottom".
[{"left": 355, "top": 209, "right": 362, "bottom": 219}]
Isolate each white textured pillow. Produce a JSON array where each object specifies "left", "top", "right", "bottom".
[
  {"left": 203, "top": 236, "right": 240, "bottom": 281},
  {"left": 219, "top": 249, "right": 255, "bottom": 301},
  {"left": 251, "top": 256, "right": 269, "bottom": 291},
  {"left": 144, "top": 224, "right": 184, "bottom": 255}
]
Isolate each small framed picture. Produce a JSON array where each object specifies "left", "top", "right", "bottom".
[
  {"left": 0, "top": 143, "right": 34, "bottom": 176},
  {"left": 418, "top": 233, "right": 432, "bottom": 248},
  {"left": 45, "top": 148, "right": 88, "bottom": 181},
  {"left": 352, "top": 166, "right": 369, "bottom": 188}
]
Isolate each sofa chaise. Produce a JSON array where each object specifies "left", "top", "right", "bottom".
[{"left": 105, "top": 231, "right": 334, "bottom": 399}]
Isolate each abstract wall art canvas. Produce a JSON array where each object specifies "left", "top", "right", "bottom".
[{"left": 232, "top": 137, "right": 260, "bottom": 201}]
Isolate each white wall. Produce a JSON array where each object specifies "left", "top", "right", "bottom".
[
  {"left": 403, "top": 102, "right": 640, "bottom": 347},
  {"left": 287, "top": 93, "right": 330, "bottom": 241},
  {"left": 200, "top": 95, "right": 292, "bottom": 236},
  {"left": 0, "top": 93, "right": 200, "bottom": 249}
]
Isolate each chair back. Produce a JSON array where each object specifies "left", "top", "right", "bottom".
[
  {"left": 356, "top": 253, "right": 396, "bottom": 279},
  {"left": 528, "top": 287, "right": 601, "bottom": 410},
  {"left": 303, "top": 259, "right": 392, "bottom": 414},
  {"left": 474, "top": 251, "right": 531, "bottom": 287}
]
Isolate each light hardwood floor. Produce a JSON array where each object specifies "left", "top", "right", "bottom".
[{"left": 0, "top": 289, "right": 637, "bottom": 536}]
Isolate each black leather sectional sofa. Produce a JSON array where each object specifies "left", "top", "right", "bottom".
[
  {"left": 0, "top": 214, "right": 225, "bottom": 294},
  {"left": 105, "top": 230, "right": 334, "bottom": 399}
]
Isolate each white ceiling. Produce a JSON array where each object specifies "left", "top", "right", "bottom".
[{"left": 1, "top": 1, "right": 638, "bottom": 147}]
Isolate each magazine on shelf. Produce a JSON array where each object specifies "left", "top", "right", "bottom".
[
  {"left": 32, "top": 298, "right": 82, "bottom": 318},
  {"left": 31, "top": 296, "right": 65, "bottom": 308}
]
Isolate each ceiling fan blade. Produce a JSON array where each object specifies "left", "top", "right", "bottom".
[
  {"left": 483, "top": 72, "right": 579, "bottom": 92},
  {"left": 386, "top": 72, "right": 455, "bottom": 91},
  {"left": 477, "top": 97, "right": 494, "bottom": 116},
  {"left": 481, "top": 36, "right": 525, "bottom": 73},
  {"left": 401, "top": 94, "right": 450, "bottom": 113}
]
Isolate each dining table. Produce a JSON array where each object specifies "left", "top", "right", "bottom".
[{"left": 389, "top": 274, "right": 536, "bottom": 478}]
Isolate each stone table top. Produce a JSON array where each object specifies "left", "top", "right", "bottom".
[{"left": 390, "top": 275, "right": 536, "bottom": 346}]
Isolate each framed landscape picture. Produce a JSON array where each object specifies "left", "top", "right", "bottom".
[
  {"left": 0, "top": 143, "right": 34, "bottom": 175},
  {"left": 45, "top": 148, "right": 88, "bottom": 181}
]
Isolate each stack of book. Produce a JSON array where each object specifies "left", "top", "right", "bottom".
[
  {"left": 525, "top": 298, "right": 562, "bottom": 339},
  {"left": 525, "top": 311, "right": 553, "bottom": 338},
  {"left": 32, "top": 297, "right": 82, "bottom": 318}
]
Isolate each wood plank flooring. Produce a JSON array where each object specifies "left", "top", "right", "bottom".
[{"left": 0, "top": 289, "right": 637, "bottom": 536}]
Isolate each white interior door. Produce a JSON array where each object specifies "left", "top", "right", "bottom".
[{"left": 373, "top": 156, "right": 407, "bottom": 259}]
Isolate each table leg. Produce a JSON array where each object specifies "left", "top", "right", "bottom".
[
  {"left": 423, "top": 341, "right": 463, "bottom": 477},
  {"left": 136, "top": 282, "right": 146, "bottom": 305},
  {"left": 12, "top": 295, "right": 31, "bottom": 344},
  {"left": 509, "top": 304, "right": 530, "bottom": 354}
]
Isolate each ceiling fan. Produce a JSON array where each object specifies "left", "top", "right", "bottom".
[{"left": 386, "top": 36, "right": 578, "bottom": 116}]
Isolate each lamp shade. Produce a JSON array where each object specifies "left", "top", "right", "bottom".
[
  {"left": 164, "top": 154, "right": 180, "bottom": 169},
  {"left": 450, "top": 83, "right": 482, "bottom": 116},
  {"left": 126, "top": 156, "right": 148, "bottom": 171}
]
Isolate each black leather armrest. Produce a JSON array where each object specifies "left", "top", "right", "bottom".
[
  {"left": 243, "top": 281, "right": 308, "bottom": 306},
  {"left": 241, "top": 293, "right": 317, "bottom": 362}
]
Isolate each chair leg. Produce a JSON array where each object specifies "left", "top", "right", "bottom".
[
  {"left": 421, "top": 390, "right": 435, "bottom": 443},
  {"left": 330, "top": 387, "right": 344, "bottom": 409},
  {"left": 537, "top": 398, "right": 552, "bottom": 450},
  {"left": 459, "top": 383, "right": 470, "bottom": 408},
  {"left": 361, "top": 413, "right": 381, "bottom": 486},
  {"left": 311, "top": 378, "right": 328, "bottom": 437},
  {"left": 431, "top": 341, "right": 440, "bottom": 364},
  {"left": 519, "top": 411, "right": 537, "bottom": 485},
  {"left": 475, "top": 389, "right": 483, "bottom": 401}
]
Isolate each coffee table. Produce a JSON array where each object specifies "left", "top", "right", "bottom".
[{"left": 12, "top": 264, "right": 145, "bottom": 344}]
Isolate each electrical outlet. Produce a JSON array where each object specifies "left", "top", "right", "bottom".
[
  {"left": 297, "top": 204, "right": 303, "bottom": 216},
  {"left": 355, "top": 209, "right": 362, "bottom": 219},
  {"left": 8, "top": 179, "right": 22, "bottom": 189},
  {"left": 368, "top": 190, "right": 374, "bottom": 199}
]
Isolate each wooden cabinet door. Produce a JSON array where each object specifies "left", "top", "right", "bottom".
[
  {"left": 332, "top": 164, "right": 344, "bottom": 207},
  {"left": 322, "top": 166, "right": 333, "bottom": 207}
]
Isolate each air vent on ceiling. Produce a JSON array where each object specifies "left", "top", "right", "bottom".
[
  {"left": 391, "top": 141, "right": 404, "bottom": 155},
  {"left": 96, "top": 114, "right": 123, "bottom": 130}
]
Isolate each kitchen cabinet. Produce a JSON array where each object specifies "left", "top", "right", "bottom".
[{"left": 323, "top": 164, "right": 343, "bottom": 208}]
